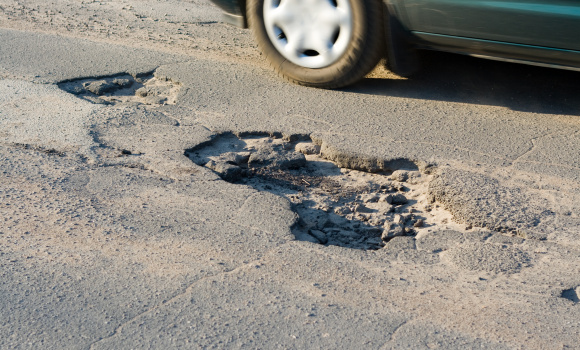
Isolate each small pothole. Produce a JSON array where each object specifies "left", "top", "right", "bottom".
[
  {"left": 561, "top": 287, "right": 580, "bottom": 303},
  {"left": 58, "top": 73, "right": 180, "bottom": 107},
  {"left": 187, "top": 133, "right": 462, "bottom": 250}
]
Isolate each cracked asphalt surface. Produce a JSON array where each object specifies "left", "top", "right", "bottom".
[{"left": 1, "top": 1, "right": 580, "bottom": 349}]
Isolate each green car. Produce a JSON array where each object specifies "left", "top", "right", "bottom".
[{"left": 210, "top": 0, "right": 580, "bottom": 88}]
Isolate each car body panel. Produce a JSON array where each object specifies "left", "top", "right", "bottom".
[
  {"left": 401, "top": 0, "right": 580, "bottom": 51},
  {"left": 210, "top": 0, "right": 247, "bottom": 27},
  {"left": 414, "top": 31, "right": 580, "bottom": 70}
]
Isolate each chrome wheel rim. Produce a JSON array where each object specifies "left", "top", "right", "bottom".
[{"left": 263, "top": 0, "right": 354, "bottom": 69}]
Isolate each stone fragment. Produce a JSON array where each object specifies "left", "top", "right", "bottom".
[
  {"left": 308, "top": 229, "right": 328, "bottom": 244},
  {"left": 113, "top": 78, "right": 133, "bottom": 88},
  {"left": 206, "top": 160, "right": 244, "bottom": 182},
  {"left": 135, "top": 87, "right": 148, "bottom": 97},
  {"left": 295, "top": 142, "right": 321, "bottom": 155},
  {"left": 391, "top": 170, "right": 409, "bottom": 182},
  {"left": 362, "top": 194, "right": 380, "bottom": 203},
  {"left": 366, "top": 237, "right": 384, "bottom": 247},
  {"left": 360, "top": 226, "right": 383, "bottom": 236},
  {"left": 378, "top": 194, "right": 390, "bottom": 202},
  {"left": 248, "top": 149, "right": 306, "bottom": 170},
  {"left": 353, "top": 204, "right": 373, "bottom": 213},
  {"left": 392, "top": 183, "right": 407, "bottom": 192},
  {"left": 368, "top": 217, "right": 385, "bottom": 226},
  {"left": 381, "top": 222, "right": 405, "bottom": 241},
  {"left": 334, "top": 206, "right": 352, "bottom": 215},
  {"left": 84, "top": 80, "right": 117, "bottom": 95},
  {"left": 378, "top": 205, "right": 393, "bottom": 216},
  {"left": 316, "top": 204, "right": 332, "bottom": 213},
  {"left": 414, "top": 219, "right": 425, "bottom": 228},
  {"left": 386, "top": 193, "right": 408, "bottom": 205},
  {"left": 393, "top": 214, "right": 404, "bottom": 225},
  {"left": 327, "top": 214, "right": 349, "bottom": 226},
  {"left": 315, "top": 216, "right": 329, "bottom": 230},
  {"left": 355, "top": 213, "right": 370, "bottom": 222},
  {"left": 405, "top": 171, "right": 422, "bottom": 184}
]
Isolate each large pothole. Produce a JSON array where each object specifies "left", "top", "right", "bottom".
[
  {"left": 186, "top": 133, "right": 468, "bottom": 250},
  {"left": 58, "top": 72, "right": 180, "bottom": 107}
]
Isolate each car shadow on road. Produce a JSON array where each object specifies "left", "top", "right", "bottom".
[{"left": 346, "top": 51, "right": 580, "bottom": 116}]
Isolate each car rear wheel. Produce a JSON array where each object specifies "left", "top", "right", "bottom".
[{"left": 247, "top": 0, "right": 385, "bottom": 88}]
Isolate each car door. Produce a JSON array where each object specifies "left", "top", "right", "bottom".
[{"left": 402, "top": 0, "right": 580, "bottom": 51}]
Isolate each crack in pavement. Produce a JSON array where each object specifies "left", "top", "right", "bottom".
[
  {"left": 509, "top": 131, "right": 557, "bottom": 166},
  {"left": 380, "top": 319, "right": 412, "bottom": 349},
  {"left": 86, "top": 245, "right": 291, "bottom": 350}
]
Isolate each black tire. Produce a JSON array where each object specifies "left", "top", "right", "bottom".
[{"left": 247, "top": 0, "right": 385, "bottom": 89}]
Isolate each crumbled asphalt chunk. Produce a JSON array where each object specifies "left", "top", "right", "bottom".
[
  {"left": 218, "top": 152, "right": 251, "bottom": 165},
  {"left": 135, "top": 87, "right": 148, "bottom": 97},
  {"left": 112, "top": 78, "right": 133, "bottom": 88},
  {"left": 84, "top": 80, "right": 116, "bottom": 95},
  {"left": 386, "top": 193, "right": 408, "bottom": 205},
  {"left": 362, "top": 194, "right": 379, "bottom": 203},
  {"left": 144, "top": 96, "right": 167, "bottom": 105},
  {"left": 381, "top": 223, "right": 405, "bottom": 241},
  {"left": 248, "top": 148, "right": 306, "bottom": 170},
  {"left": 308, "top": 229, "right": 328, "bottom": 244},
  {"left": 429, "top": 169, "right": 554, "bottom": 235},
  {"left": 205, "top": 160, "right": 244, "bottom": 182},
  {"left": 295, "top": 142, "right": 321, "bottom": 155},
  {"left": 391, "top": 170, "right": 409, "bottom": 182}
]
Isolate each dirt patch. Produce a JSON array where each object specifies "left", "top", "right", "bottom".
[
  {"left": 186, "top": 133, "right": 473, "bottom": 250},
  {"left": 58, "top": 73, "right": 180, "bottom": 107}
]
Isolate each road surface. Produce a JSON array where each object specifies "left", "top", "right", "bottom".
[{"left": 0, "top": 1, "right": 579, "bottom": 349}]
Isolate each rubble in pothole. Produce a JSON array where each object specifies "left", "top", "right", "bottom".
[
  {"left": 187, "top": 134, "right": 465, "bottom": 250},
  {"left": 58, "top": 73, "right": 180, "bottom": 107}
]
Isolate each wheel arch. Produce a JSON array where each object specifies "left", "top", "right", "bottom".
[{"left": 382, "top": 0, "right": 421, "bottom": 76}]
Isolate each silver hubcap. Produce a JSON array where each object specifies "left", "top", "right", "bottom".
[{"left": 263, "top": 0, "right": 353, "bottom": 69}]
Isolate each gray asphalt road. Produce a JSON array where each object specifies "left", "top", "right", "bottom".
[{"left": 1, "top": 1, "right": 579, "bottom": 349}]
